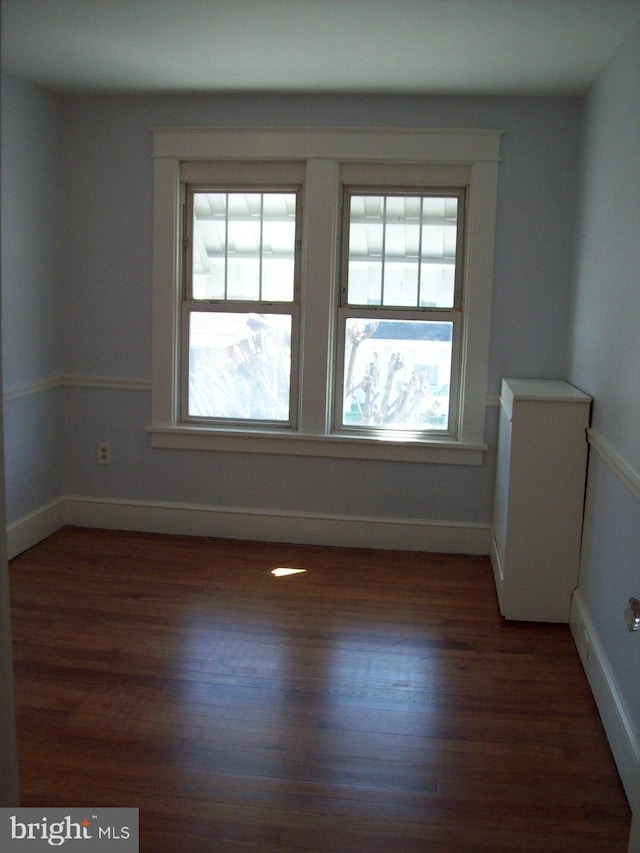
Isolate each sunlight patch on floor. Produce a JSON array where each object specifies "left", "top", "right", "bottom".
[{"left": 271, "top": 568, "right": 307, "bottom": 577}]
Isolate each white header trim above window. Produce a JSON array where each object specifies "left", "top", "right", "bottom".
[
  {"left": 180, "top": 159, "right": 306, "bottom": 183},
  {"left": 152, "top": 126, "right": 502, "bottom": 163},
  {"left": 340, "top": 162, "right": 471, "bottom": 185}
]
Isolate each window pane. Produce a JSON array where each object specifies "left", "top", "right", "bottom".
[
  {"left": 192, "top": 193, "right": 226, "bottom": 299},
  {"left": 262, "top": 258, "right": 295, "bottom": 301},
  {"left": 192, "top": 191, "right": 296, "bottom": 302},
  {"left": 342, "top": 318, "right": 452, "bottom": 430},
  {"left": 188, "top": 312, "right": 292, "bottom": 421},
  {"left": 227, "top": 194, "right": 262, "bottom": 300},
  {"left": 347, "top": 196, "right": 383, "bottom": 305},
  {"left": 262, "top": 194, "right": 297, "bottom": 301},
  {"left": 420, "top": 197, "right": 457, "bottom": 307},
  {"left": 346, "top": 193, "right": 459, "bottom": 309}
]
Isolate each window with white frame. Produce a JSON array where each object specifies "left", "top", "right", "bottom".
[
  {"left": 150, "top": 128, "right": 501, "bottom": 464},
  {"left": 181, "top": 164, "right": 303, "bottom": 427},
  {"left": 336, "top": 168, "right": 466, "bottom": 437}
]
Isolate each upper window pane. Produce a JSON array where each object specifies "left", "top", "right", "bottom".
[
  {"left": 192, "top": 191, "right": 297, "bottom": 302},
  {"left": 346, "top": 193, "right": 460, "bottom": 308}
]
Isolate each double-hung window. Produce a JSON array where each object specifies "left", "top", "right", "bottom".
[
  {"left": 182, "top": 163, "right": 303, "bottom": 427},
  {"left": 336, "top": 169, "right": 465, "bottom": 437},
  {"left": 150, "top": 128, "right": 501, "bottom": 464}
]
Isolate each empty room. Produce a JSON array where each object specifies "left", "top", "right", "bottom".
[{"left": 1, "top": 2, "right": 639, "bottom": 851}]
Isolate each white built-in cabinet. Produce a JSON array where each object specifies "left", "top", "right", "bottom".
[{"left": 490, "top": 379, "right": 591, "bottom": 622}]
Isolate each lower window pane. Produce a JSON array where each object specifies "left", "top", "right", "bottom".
[
  {"left": 342, "top": 318, "right": 452, "bottom": 430},
  {"left": 189, "top": 312, "right": 292, "bottom": 421}
]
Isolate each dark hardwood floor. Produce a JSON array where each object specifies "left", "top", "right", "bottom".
[{"left": 9, "top": 526, "right": 631, "bottom": 852}]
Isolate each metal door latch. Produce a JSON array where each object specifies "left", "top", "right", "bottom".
[{"left": 625, "top": 598, "right": 640, "bottom": 632}]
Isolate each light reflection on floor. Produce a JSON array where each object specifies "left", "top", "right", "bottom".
[
  {"left": 175, "top": 557, "right": 437, "bottom": 800},
  {"left": 271, "top": 567, "right": 307, "bottom": 577}
]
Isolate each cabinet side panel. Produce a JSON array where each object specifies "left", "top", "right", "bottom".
[
  {"left": 492, "top": 405, "right": 512, "bottom": 567},
  {"left": 501, "top": 399, "right": 590, "bottom": 621}
]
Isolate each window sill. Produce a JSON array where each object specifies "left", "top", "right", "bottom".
[{"left": 146, "top": 425, "right": 486, "bottom": 465}]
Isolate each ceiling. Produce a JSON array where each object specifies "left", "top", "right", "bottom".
[{"left": 2, "top": 0, "right": 639, "bottom": 97}]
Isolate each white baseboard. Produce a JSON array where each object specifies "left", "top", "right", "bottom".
[
  {"left": 6, "top": 498, "right": 67, "bottom": 560},
  {"left": 7, "top": 495, "right": 491, "bottom": 559},
  {"left": 570, "top": 587, "right": 640, "bottom": 805}
]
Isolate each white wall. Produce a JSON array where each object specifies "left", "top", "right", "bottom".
[
  {"left": 0, "top": 317, "right": 19, "bottom": 807},
  {"left": 25, "top": 93, "right": 577, "bottom": 549},
  {"left": 1, "top": 75, "right": 64, "bottom": 524},
  {"left": 1, "top": 84, "right": 583, "bottom": 550},
  {"left": 57, "top": 93, "right": 582, "bottom": 390},
  {"left": 567, "top": 21, "right": 640, "bottom": 801}
]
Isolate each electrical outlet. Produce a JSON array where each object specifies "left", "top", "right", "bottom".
[{"left": 96, "top": 441, "right": 111, "bottom": 464}]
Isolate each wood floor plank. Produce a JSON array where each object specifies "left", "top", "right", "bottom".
[{"left": 9, "top": 526, "right": 631, "bottom": 851}]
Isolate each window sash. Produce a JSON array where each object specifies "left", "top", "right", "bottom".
[
  {"left": 185, "top": 185, "right": 301, "bottom": 304},
  {"left": 335, "top": 185, "right": 465, "bottom": 437},
  {"left": 341, "top": 187, "right": 466, "bottom": 311},
  {"left": 333, "top": 306, "right": 462, "bottom": 437},
  {"left": 181, "top": 182, "right": 302, "bottom": 428},
  {"left": 180, "top": 302, "right": 300, "bottom": 429}
]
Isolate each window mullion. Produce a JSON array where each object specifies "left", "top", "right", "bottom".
[
  {"left": 380, "top": 196, "right": 387, "bottom": 306},
  {"left": 417, "top": 197, "right": 424, "bottom": 307},
  {"left": 258, "top": 193, "right": 264, "bottom": 301},
  {"left": 224, "top": 192, "right": 229, "bottom": 300},
  {"left": 297, "top": 158, "right": 341, "bottom": 436}
]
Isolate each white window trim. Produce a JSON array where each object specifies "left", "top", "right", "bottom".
[{"left": 148, "top": 127, "right": 502, "bottom": 465}]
